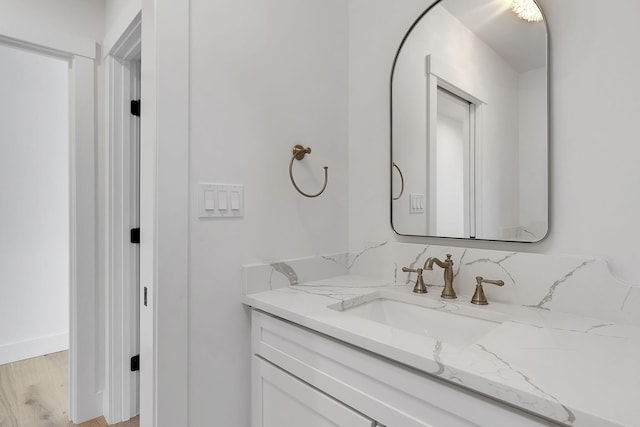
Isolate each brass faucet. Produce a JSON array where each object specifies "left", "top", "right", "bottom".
[{"left": 402, "top": 254, "right": 456, "bottom": 298}]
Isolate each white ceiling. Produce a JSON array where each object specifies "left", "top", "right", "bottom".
[{"left": 440, "top": 0, "right": 547, "bottom": 73}]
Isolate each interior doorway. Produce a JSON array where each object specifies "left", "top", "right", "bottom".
[
  {"left": 0, "top": 42, "right": 70, "bottom": 367},
  {"left": 0, "top": 25, "right": 103, "bottom": 425},
  {"left": 0, "top": 40, "right": 73, "bottom": 427}
]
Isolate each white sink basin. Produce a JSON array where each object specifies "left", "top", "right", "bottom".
[{"left": 330, "top": 292, "right": 506, "bottom": 346}]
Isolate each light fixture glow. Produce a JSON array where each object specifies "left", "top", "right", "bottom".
[{"left": 510, "top": 0, "right": 543, "bottom": 22}]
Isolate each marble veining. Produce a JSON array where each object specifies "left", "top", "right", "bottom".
[
  {"left": 242, "top": 252, "right": 350, "bottom": 295},
  {"left": 475, "top": 343, "right": 576, "bottom": 425},
  {"left": 402, "top": 245, "right": 429, "bottom": 286},
  {"left": 620, "top": 287, "right": 634, "bottom": 311},
  {"left": 347, "top": 241, "right": 388, "bottom": 270},
  {"left": 288, "top": 286, "right": 356, "bottom": 302},
  {"left": 319, "top": 252, "right": 349, "bottom": 268},
  {"left": 462, "top": 251, "right": 518, "bottom": 285},
  {"left": 507, "top": 320, "right": 625, "bottom": 339},
  {"left": 431, "top": 341, "right": 445, "bottom": 376},
  {"left": 452, "top": 248, "right": 468, "bottom": 278},
  {"left": 269, "top": 262, "right": 299, "bottom": 287},
  {"left": 524, "top": 259, "right": 596, "bottom": 310}
]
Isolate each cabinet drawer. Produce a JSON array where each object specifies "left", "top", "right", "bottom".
[
  {"left": 253, "top": 356, "right": 374, "bottom": 427},
  {"left": 252, "top": 310, "right": 558, "bottom": 427}
]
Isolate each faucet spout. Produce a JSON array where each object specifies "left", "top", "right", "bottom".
[{"left": 425, "top": 254, "right": 456, "bottom": 299}]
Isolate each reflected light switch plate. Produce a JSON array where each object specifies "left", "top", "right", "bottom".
[{"left": 410, "top": 193, "right": 425, "bottom": 214}]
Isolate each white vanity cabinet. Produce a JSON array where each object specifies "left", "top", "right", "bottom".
[{"left": 251, "top": 309, "right": 559, "bottom": 427}]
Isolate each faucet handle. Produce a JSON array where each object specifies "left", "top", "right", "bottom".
[
  {"left": 402, "top": 266, "right": 428, "bottom": 294},
  {"left": 471, "top": 276, "right": 504, "bottom": 305}
]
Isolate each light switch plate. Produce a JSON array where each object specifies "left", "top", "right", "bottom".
[{"left": 199, "top": 183, "right": 244, "bottom": 218}]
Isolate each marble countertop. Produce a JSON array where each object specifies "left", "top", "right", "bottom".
[{"left": 243, "top": 275, "right": 640, "bottom": 427}]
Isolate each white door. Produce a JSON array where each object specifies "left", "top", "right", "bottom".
[
  {"left": 430, "top": 87, "right": 475, "bottom": 238},
  {"left": 253, "top": 357, "right": 375, "bottom": 427}
]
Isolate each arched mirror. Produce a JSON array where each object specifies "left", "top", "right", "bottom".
[{"left": 391, "top": 0, "right": 548, "bottom": 242}]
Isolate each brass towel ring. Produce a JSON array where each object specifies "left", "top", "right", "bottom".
[
  {"left": 392, "top": 162, "right": 404, "bottom": 200},
  {"left": 289, "top": 145, "right": 328, "bottom": 198}
]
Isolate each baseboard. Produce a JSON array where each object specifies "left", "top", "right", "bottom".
[{"left": 0, "top": 332, "right": 69, "bottom": 365}]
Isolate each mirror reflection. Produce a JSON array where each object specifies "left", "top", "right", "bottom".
[{"left": 391, "top": 0, "right": 548, "bottom": 242}]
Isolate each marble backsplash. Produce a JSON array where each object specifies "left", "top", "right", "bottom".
[
  {"left": 242, "top": 253, "right": 350, "bottom": 295},
  {"left": 242, "top": 242, "right": 640, "bottom": 325}
]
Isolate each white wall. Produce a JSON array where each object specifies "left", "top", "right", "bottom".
[
  {"left": 0, "top": 0, "right": 105, "bottom": 43},
  {"left": 105, "top": 0, "right": 141, "bottom": 34},
  {"left": 350, "top": 0, "right": 640, "bottom": 282},
  {"left": 188, "top": 0, "right": 349, "bottom": 425},
  {"left": 104, "top": 0, "right": 141, "bottom": 54},
  {"left": 0, "top": 44, "right": 69, "bottom": 364}
]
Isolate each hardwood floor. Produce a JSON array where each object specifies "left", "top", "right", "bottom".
[{"left": 0, "top": 351, "right": 138, "bottom": 427}]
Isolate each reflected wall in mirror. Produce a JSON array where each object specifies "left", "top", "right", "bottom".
[{"left": 391, "top": 0, "right": 548, "bottom": 242}]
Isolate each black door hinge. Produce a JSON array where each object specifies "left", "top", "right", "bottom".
[
  {"left": 131, "top": 355, "right": 140, "bottom": 372},
  {"left": 130, "top": 228, "right": 140, "bottom": 244},
  {"left": 130, "top": 99, "right": 141, "bottom": 116}
]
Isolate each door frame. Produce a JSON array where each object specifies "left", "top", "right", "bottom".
[
  {"left": 0, "top": 26, "right": 102, "bottom": 423},
  {"left": 99, "top": 1, "right": 191, "bottom": 424},
  {"left": 139, "top": 1, "right": 190, "bottom": 425},
  {"left": 103, "top": 13, "right": 142, "bottom": 424}
]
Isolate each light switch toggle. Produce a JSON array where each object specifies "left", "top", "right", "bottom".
[
  {"left": 218, "top": 191, "right": 228, "bottom": 210},
  {"left": 204, "top": 191, "right": 215, "bottom": 211},
  {"left": 230, "top": 191, "right": 240, "bottom": 211}
]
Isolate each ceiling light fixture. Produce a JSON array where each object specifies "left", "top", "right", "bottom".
[{"left": 510, "top": 0, "right": 543, "bottom": 22}]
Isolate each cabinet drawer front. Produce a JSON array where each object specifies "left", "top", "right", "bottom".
[
  {"left": 252, "top": 310, "right": 557, "bottom": 427},
  {"left": 253, "top": 356, "right": 374, "bottom": 427}
]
